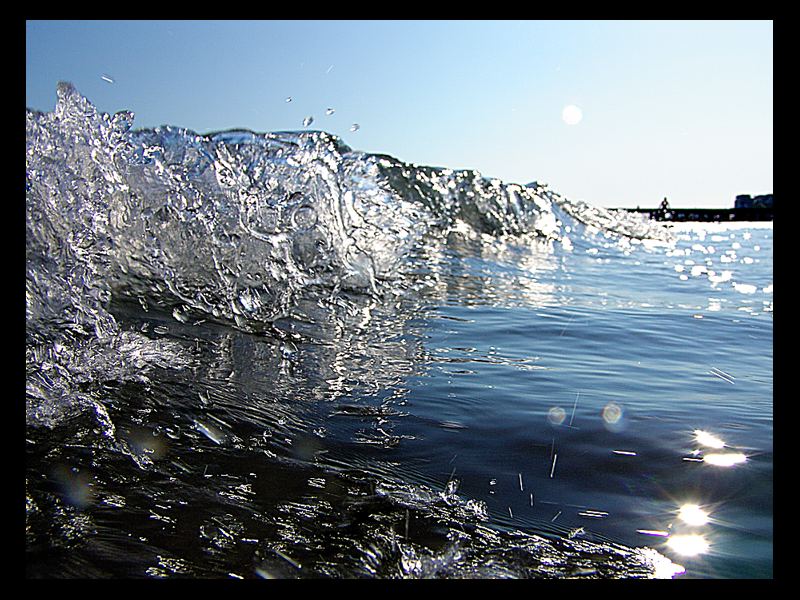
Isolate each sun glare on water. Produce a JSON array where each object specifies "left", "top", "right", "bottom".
[
  {"left": 678, "top": 504, "right": 710, "bottom": 527},
  {"left": 667, "top": 534, "right": 710, "bottom": 557}
]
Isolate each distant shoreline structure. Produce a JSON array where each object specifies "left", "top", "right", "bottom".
[{"left": 620, "top": 193, "right": 773, "bottom": 222}]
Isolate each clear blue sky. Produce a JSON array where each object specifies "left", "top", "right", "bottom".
[{"left": 26, "top": 20, "right": 773, "bottom": 208}]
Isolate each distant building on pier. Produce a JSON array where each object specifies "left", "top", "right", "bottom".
[{"left": 735, "top": 194, "right": 773, "bottom": 209}]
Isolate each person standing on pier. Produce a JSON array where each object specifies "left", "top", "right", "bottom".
[{"left": 658, "top": 197, "right": 670, "bottom": 220}]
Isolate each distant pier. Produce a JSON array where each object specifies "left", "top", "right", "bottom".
[
  {"left": 622, "top": 193, "right": 773, "bottom": 222},
  {"left": 622, "top": 207, "right": 773, "bottom": 222}
]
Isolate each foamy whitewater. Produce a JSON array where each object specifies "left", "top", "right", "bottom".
[{"left": 26, "top": 84, "right": 772, "bottom": 578}]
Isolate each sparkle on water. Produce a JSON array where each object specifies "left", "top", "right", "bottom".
[
  {"left": 694, "top": 429, "right": 725, "bottom": 449},
  {"left": 703, "top": 453, "right": 748, "bottom": 467},
  {"left": 678, "top": 504, "right": 711, "bottom": 527},
  {"left": 667, "top": 534, "right": 710, "bottom": 557}
]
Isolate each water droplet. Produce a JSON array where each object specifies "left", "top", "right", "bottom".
[
  {"left": 303, "top": 116, "right": 314, "bottom": 127},
  {"left": 350, "top": 123, "right": 360, "bottom": 132},
  {"left": 291, "top": 230, "right": 330, "bottom": 271},
  {"left": 325, "top": 108, "right": 335, "bottom": 116},
  {"left": 250, "top": 206, "right": 280, "bottom": 235},
  {"left": 285, "top": 96, "right": 292, "bottom": 103},
  {"left": 290, "top": 205, "right": 317, "bottom": 230},
  {"left": 280, "top": 340, "right": 298, "bottom": 359},
  {"left": 101, "top": 74, "right": 115, "bottom": 84},
  {"left": 111, "top": 110, "right": 134, "bottom": 134}
]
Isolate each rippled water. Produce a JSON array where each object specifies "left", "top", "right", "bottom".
[{"left": 25, "top": 84, "right": 772, "bottom": 579}]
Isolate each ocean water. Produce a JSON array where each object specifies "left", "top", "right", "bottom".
[{"left": 25, "top": 83, "right": 772, "bottom": 579}]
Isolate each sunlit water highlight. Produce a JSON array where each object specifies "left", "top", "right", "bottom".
[{"left": 25, "top": 85, "right": 772, "bottom": 579}]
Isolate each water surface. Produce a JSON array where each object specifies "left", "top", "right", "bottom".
[{"left": 25, "top": 85, "right": 772, "bottom": 579}]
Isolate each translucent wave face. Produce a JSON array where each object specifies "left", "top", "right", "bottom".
[{"left": 27, "top": 84, "right": 671, "bottom": 339}]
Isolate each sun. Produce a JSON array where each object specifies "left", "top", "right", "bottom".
[{"left": 562, "top": 104, "right": 583, "bottom": 125}]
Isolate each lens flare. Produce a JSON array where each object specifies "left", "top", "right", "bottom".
[
  {"left": 547, "top": 406, "right": 566, "bottom": 425},
  {"left": 602, "top": 402, "right": 624, "bottom": 431}
]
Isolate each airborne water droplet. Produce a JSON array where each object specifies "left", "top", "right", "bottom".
[
  {"left": 290, "top": 205, "right": 317, "bottom": 230},
  {"left": 285, "top": 96, "right": 292, "bottom": 103},
  {"left": 350, "top": 123, "right": 360, "bottom": 132},
  {"left": 280, "top": 340, "right": 298, "bottom": 359},
  {"left": 326, "top": 108, "right": 335, "bottom": 116},
  {"left": 303, "top": 116, "right": 314, "bottom": 127}
]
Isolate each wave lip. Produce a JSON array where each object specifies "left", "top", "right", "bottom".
[{"left": 27, "top": 83, "right": 670, "bottom": 335}]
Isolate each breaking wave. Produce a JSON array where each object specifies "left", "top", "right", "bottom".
[{"left": 25, "top": 83, "right": 682, "bottom": 578}]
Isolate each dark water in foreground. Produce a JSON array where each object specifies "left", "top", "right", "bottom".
[
  {"left": 399, "top": 222, "right": 773, "bottom": 579},
  {"left": 26, "top": 85, "right": 772, "bottom": 579}
]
